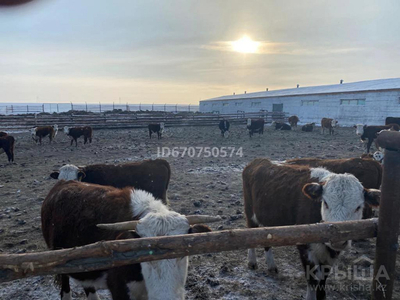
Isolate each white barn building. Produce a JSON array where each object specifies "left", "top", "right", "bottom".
[{"left": 199, "top": 78, "right": 400, "bottom": 126}]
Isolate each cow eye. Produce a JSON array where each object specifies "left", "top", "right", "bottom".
[
  {"left": 355, "top": 205, "right": 362, "bottom": 212},
  {"left": 323, "top": 201, "right": 329, "bottom": 209}
]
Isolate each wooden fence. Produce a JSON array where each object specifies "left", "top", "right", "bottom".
[{"left": 0, "top": 111, "right": 287, "bottom": 131}]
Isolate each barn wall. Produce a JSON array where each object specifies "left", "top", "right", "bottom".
[{"left": 199, "top": 90, "right": 400, "bottom": 126}]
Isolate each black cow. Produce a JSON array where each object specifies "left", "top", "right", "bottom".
[
  {"left": 385, "top": 117, "right": 400, "bottom": 127},
  {"left": 302, "top": 123, "right": 315, "bottom": 132},
  {"left": 272, "top": 121, "right": 291, "bottom": 130},
  {"left": 218, "top": 120, "right": 230, "bottom": 137},
  {"left": 247, "top": 118, "right": 264, "bottom": 137},
  {"left": 148, "top": 123, "right": 164, "bottom": 139}
]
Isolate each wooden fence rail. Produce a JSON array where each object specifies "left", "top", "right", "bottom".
[
  {"left": 0, "top": 111, "right": 288, "bottom": 131},
  {"left": 0, "top": 218, "right": 377, "bottom": 283}
]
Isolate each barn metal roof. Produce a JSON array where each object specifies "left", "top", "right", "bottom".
[{"left": 204, "top": 78, "right": 400, "bottom": 102}]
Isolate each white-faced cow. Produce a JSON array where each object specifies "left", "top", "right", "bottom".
[
  {"left": 63, "top": 126, "right": 93, "bottom": 147},
  {"left": 148, "top": 123, "right": 164, "bottom": 139},
  {"left": 243, "top": 158, "right": 380, "bottom": 300},
  {"left": 288, "top": 115, "right": 299, "bottom": 128},
  {"left": 30, "top": 125, "right": 58, "bottom": 144},
  {"left": 321, "top": 118, "right": 337, "bottom": 135},
  {"left": 271, "top": 121, "right": 291, "bottom": 130},
  {"left": 355, "top": 124, "right": 400, "bottom": 153},
  {"left": 50, "top": 159, "right": 171, "bottom": 204},
  {"left": 42, "top": 180, "right": 216, "bottom": 300},
  {"left": 302, "top": 123, "right": 315, "bottom": 132},
  {"left": 247, "top": 118, "right": 265, "bottom": 137},
  {"left": 0, "top": 135, "right": 15, "bottom": 162},
  {"left": 218, "top": 120, "right": 230, "bottom": 137},
  {"left": 285, "top": 156, "right": 382, "bottom": 219}
]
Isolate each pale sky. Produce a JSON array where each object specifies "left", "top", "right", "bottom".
[{"left": 0, "top": 0, "right": 399, "bottom": 104}]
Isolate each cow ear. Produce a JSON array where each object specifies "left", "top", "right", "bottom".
[
  {"left": 302, "top": 183, "right": 323, "bottom": 200},
  {"left": 188, "top": 224, "right": 212, "bottom": 234},
  {"left": 78, "top": 171, "right": 86, "bottom": 180},
  {"left": 364, "top": 189, "right": 380, "bottom": 207},
  {"left": 50, "top": 171, "right": 59, "bottom": 179}
]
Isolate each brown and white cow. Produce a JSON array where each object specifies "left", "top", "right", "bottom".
[
  {"left": 50, "top": 159, "right": 171, "bottom": 204},
  {"left": 30, "top": 125, "right": 58, "bottom": 144},
  {"left": 247, "top": 118, "right": 265, "bottom": 137},
  {"left": 355, "top": 124, "right": 400, "bottom": 153},
  {"left": 288, "top": 115, "right": 299, "bottom": 128},
  {"left": 285, "top": 157, "right": 382, "bottom": 219},
  {"left": 42, "top": 180, "right": 215, "bottom": 300},
  {"left": 243, "top": 158, "right": 380, "bottom": 300},
  {"left": 148, "top": 123, "right": 164, "bottom": 139},
  {"left": 0, "top": 135, "right": 15, "bottom": 162},
  {"left": 321, "top": 118, "right": 337, "bottom": 135},
  {"left": 63, "top": 126, "right": 93, "bottom": 147}
]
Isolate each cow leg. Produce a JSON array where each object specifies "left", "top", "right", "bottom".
[
  {"left": 75, "top": 138, "right": 78, "bottom": 147},
  {"left": 246, "top": 212, "right": 259, "bottom": 269},
  {"left": 149, "top": 129, "right": 152, "bottom": 139},
  {"left": 60, "top": 275, "right": 71, "bottom": 300},
  {"left": 39, "top": 136, "right": 42, "bottom": 145},
  {"left": 158, "top": 132, "right": 161, "bottom": 139},
  {"left": 264, "top": 247, "right": 278, "bottom": 273},
  {"left": 366, "top": 139, "right": 373, "bottom": 153},
  {"left": 84, "top": 136, "right": 87, "bottom": 144},
  {"left": 5, "top": 149, "right": 13, "bottom": 163},
  {"left": 70, "top": 138, "right": 74, "bottom": 146},
  {"left": 84, "top": 287, "right": 100, "bottom": 300}
]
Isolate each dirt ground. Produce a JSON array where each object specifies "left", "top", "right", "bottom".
[{"left": 0, "top": 124, "right": 399, "bottom": 300}]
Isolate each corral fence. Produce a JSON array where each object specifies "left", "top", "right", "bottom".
[
  {"left": 0, "top": 111, "right": 287, "bottom": 131},
  {"left": 1, "top": 131, "right": 398, "bottom": 299},
  {"left": 0, "top": 103, "right": 199, "bottom": 115}
]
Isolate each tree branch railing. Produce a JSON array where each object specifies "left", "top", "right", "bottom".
[{"left": 0, "top": 218, "right": 378, "bottom": 283}]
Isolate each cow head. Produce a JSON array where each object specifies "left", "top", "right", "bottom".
[
  {"left": 247, "top": 118, "right": 251, "bottom": 126},
  {"left": 98, "top": 208, "right": 213, "bottom": 300},
  {"left": 52, "top": 124, "right": 59, "bottom": 137},
  {"left": 373, "top": 151, "right": 384, "bottom": 163},
  {"left": 30, "top": 127, "right": 38, "bottom": 142},
  {"left": 355, "top": 124, "right": 364, "bottom": 136},
  {"left": 160, "top": 122, "right": 165, "bottom": 133},
  {"left": 331, "top": 119, "right": 338, "bottom": 127},
  {"left": 63, "top": 126, "right": 70, "bottom": 134},
  {"left": 50, "top": 164, "right": 86, "bottom": 180},
  {"left": 303, "top": 169, "right": 380, "bottom": 251}
]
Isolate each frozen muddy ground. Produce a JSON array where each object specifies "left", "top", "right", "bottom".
[{"left": 0, "top": 124, "right": 398, "bottom": 299}]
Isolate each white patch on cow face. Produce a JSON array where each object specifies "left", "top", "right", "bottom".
[
  {"left": 355, "top": 124, "right": 364, "bottom": 136},
  {"left": 331, "top": 119, "right": 338, "bottom": 127},
  {"left": 53, "top": 124, "right": 59, "bottom": 137},
  {"left": 160, "top": 122, "right": 165, "bottom": 134},
  {"left": 310, "top": 168, "right": 331, "bottom": 181},
  {"left": 247, "top": 118, "right": 251, "bottom": 126},
  {"left": 319, "top": 174, "right": 365, "bottom": 223},
  {"left": 30, "top": 128, "right": 37, "bottom": 136},
  {"left": 57, "top": 165, "right": 80, "bottom": 180},
  {"left": 136, "top": 212, "right": 190, "bottom": 300},
  {"left": 373, "top": 151, "right": 384, "bottom": 163},
  {"left": 63, "top": 126, "right": 70, "bottom": 134}
]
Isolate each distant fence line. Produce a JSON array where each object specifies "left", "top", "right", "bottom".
[
  {"left": 0, "top": 111, "right": 287, "bottom": 131},
  {"left": 0, "top": 103, "right": 199, "bottom": 115}
]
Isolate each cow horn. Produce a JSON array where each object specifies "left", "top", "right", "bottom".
[
  {"left": 97, "top": 220, "right": 140, "bottom": 231},
  {"left": 186, "top": 215, "right": 222, "bottom": 224}
]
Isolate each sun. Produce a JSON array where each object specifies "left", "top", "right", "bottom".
[{"left": 232, "top": 36, "right": 260, "bottom": 53}]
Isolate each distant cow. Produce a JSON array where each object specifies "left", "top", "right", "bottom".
[
  {"left": 50, "top": 159, "right": 171, "bottom": 204},
  {"left": 355, "top": 124, "right": 400, "bottom": 153},
  {"left": 0, "top": 132, "right": 7, "bottom": 137},
  {"left": 30, "top": 125, "right": 58, "bottom": 144},
  {"left": 321, "top": 118, "right": 337, "bottom": 135},
  {"left": 271, "top": 121, "right": 291, "bottom": 130},
  {"left": 302, "top": 122, "right": 315, "bottom": 132},
  {"left": 285, "top": 156, "right": 382, "bottom": 219},
  {"left": 63, "top": 126, "right": 93, "bottom": 147},
  {"left": 0, "top": 135, "right": 15, "bottom": 162},
  {"left": 243, "top": 158, "right": 380, "bottom": 300},
  {"left": 246, "top": 118, "right": 265, "bottom": 137},
  {"left": 218, "top": 120, "right": 230, "bottom": 137},
  {"left": 385, "top": 117, "right": 400, "bottom": 126},
  {"left": 148, "top": 122, "right": 164, "bottom": 139},
  {"left": 288, "top": 115, "right": 299, "bottom": 128}
]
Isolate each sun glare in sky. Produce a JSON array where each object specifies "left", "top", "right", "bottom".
[{"left": 232, "top": 35, "right": 260, "bottom": 53}]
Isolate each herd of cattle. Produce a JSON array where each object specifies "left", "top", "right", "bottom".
[{"left": 0, "top": 115, "right": 397, "bottom": 300}]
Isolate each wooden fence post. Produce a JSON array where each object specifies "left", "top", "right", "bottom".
[
  {"left": 99, "top": 102, "right": 101, "bottom": 113},
  {"left": 372, "top": 131, "right": 400, "bottom": 300}
]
